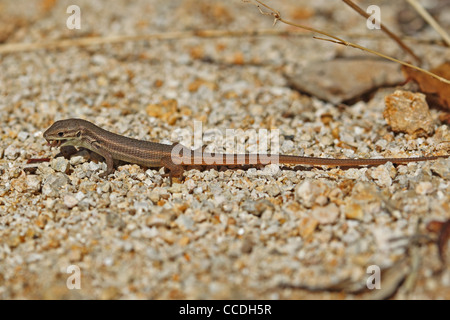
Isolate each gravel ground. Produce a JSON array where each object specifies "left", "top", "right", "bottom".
[{"left": 0, "top": 0, "right": 449, "bottom": 299}]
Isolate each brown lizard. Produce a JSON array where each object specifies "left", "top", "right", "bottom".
[{"left": 43, "top": 118, "right": 448, "bottom": 179}]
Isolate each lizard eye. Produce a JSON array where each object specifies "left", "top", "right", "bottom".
[
  {"left": 58, "top": 132, "right": 64, "bottom": 137},
  {"left": 76, "top": 131, "right": 81, "bottom": 137}
]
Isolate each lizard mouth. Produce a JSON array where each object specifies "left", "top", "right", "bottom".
[{"left": 47, "top": 139, "right": 67, "bottom": 148}]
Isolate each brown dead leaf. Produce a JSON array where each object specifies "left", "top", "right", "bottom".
[{"left": 402, "top": 62, "right": 450, "bottom": 110}]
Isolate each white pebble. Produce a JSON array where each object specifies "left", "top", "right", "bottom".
[
  {"left": 311, "top": 203, "right": 339, "bottom": 224},
  {"left": 17, "top": 131, "right": 29, "bottom": 141},
  {"left": 51, "top": 158, "right": 69, "bottom": 173},
  {"left": 64, "top": 194, "right": 78, "bottom": 208},
  {"left": 4, "top": 145, "right": 20, "bottom": 160},
  {"left": 415, "top": 181, "right": 434, "bottom": 195},
  {"left": 370, "top": 165, "right": 392, "bottom": 188},
  {"left": 26, "top": 175, "right": 41, "bottom": 193}
]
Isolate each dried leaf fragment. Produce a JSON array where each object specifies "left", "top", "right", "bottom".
[{"left": 402, "top": 62, "right": 450, "bottom": 110}]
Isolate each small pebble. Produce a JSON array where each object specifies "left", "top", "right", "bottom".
[
  {"left": 175, "top": 215, "right": 195, "bottom": 231},
  {"left": 343, "top": 202, "right": 364, "bottom": 220},
  {"left": 42, "top": 173, "right": 70, "bottom": 196},
  {"left": 295, "top": 180, "right": 328, "bottom": 208},
  {"left": 384, "top": 90, "right": 434, "bottom": 137},
  {"left": 4, "top": 145, "right": 20, "bottom": 160},
  {"left": 51, "top": 158, "right": 69, "bottom": 173},
  {"left": 369, "top": 165, "right": 392, "bottom": 188},
  {"left": 311, "top": 203, "right": 339, "bottom": 224},
  {"left": 17, "top": 131, "right": 29, "bottom": 141},
  {"left": 63, "top": 194, "right": 78, "bottom": 208},
  {"left": 431, "top": 159, "right": 450, "bottom": 179},
  {"left": 26, "top": 175, "right": 41, "bottom": 193},
  {"left": 415, "top": 181, "right": 434, "bottom": 195}
]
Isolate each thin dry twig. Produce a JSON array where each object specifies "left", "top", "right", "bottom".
[
  {"left": 406, "top": 0, "right": 450, "bottom": 47},
  {"left": 245, "top": 0, "right": 450, "bottom": 85},
  {"left": 0, "top": 30, "right": 252, "bottom": 54},
  {"left": 341, "top": 0, "right": 421, "bottom": 63}
]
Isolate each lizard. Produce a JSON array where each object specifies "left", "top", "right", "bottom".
[{"left": 43, "top": 118, "right": 449, "bottom": 179}]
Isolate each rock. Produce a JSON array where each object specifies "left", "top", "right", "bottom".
[
  {"left": 63, "top": 194, "right": 78, "bottom": 208},
  {"left": 42, "top": 173, "right": 70, "bottom": 196},
  {"left": 295, "top": 180, "right": 328, "bottom": 208},
  {"left": 26, "top": 175, "right": 41, "bottom": 193},
  {"left": 149, "top": 191, "right": 161, "bottom": 204},
  {"left": 106, "top": 212, "right": 126, "bottom": 229},
  {"left": 50, "top": 157, "right": 69, "bottom": 173},
  {"left": 311, "top": 203, "right": 339, "bottom": 224},
  {"left": 415, "top": 181, "right": 434, "bottom": 195},
  {"left": 315, "top": 195, "right": 328, "bottom": 206},
  {"left": 168, "top": 183, "right": 184, "bottom": 194},
  {"left": 75, "top": 191, "right": 85, "bottom": 201},
  {"left": 343, "top": 202, "right": 364, "bottom": 220},
  {"left": 431, "top": 158, "right": 450, "bottom": 179},
  {"left": 286, "top": 58, "right": 404, "bottom": 104},
  {"left": 384, "top": 90, "right": 434, "bottom": 137},
  {"left": 242, "top": 199, "right": 273, "bottom": 216},
  {"left": 298, "top": 216, "right": 319, "bottom": 238},
  {"left": 141, "top": 226, "right": 159, "bottom": 239},
  {"left": 88, "top": 161, "right": 102, "bottom": 172},
  {"left": 240, "top": 236, "right": 254, "bottom": 254},
  {"left": 262, "top": 164, "right": 281, "bottom": 176},
  {"left": 134, "top": 201, "right": 150, "bottom": 213},
  {"left": 145, "top": 214, "right": 170, "bottom": 228},
  {"left": 97, "top": 182, "right": 111, "bottom": 193},
  {"left": 4, "top": 145, "right": 20, "bottom": 160},
  {"left": 91, "top": 54, "right": 107, "bottom": 65},
  {"left": 70, "top": 152, "right": 89, "bottom": 166},
  {"left": 17, "top": 131, "right": 29, "bottom": 141},
  {"left": 175, "top": 214, "right": 195, "bottom": 231},
  {"left": 263, "top": 184, "right": 281, "bottom": 197},
  {"left": 11, "top": 175, "right": 27, "bottom": 193},
  {"left": 369, "top": 165, "right": 393, "bottom": 188}
]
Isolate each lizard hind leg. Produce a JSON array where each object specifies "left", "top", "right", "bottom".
[{"left": 161, "top": 156, "right": 185, "bottom": 183}]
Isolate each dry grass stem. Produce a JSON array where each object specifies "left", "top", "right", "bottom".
[
  {"left": 245, "top": 0, "right": 450, "bottom": 85},
  {"left": 406, "top": 0, "right": 450, "bottom": 47}
]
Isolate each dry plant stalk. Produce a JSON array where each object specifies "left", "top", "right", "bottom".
[
  {"left": 406, "top": 0, "right": 450, "bottom": 47},
  {"left": 245, "top": 0, "right": 450, "bottom": 85},
  {"left": 341, "top": 0, "right": 421, "bottom": 63},
  {"left": 0, "top": 30, "right": 286, "bottom": 54}
]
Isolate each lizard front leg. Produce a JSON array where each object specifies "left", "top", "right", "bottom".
[{"left": 90, "top": 141, "right": 115, "bottom": 177}]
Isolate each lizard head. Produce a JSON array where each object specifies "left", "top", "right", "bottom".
[{"left": 43, "top": 118, "right": 86, "bottom": 148}]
